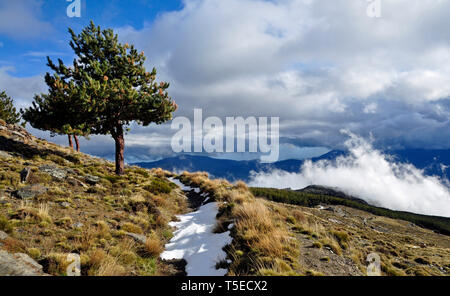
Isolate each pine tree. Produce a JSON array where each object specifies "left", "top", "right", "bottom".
[
  {"left": 24, "top": 21, "right": 177, "bottom": 174},
  {"left": 22, "top": 73, "right": 89, "bottom": 151},
  {"left": 0, "top": 91, "right": 21, "bottom": 125}
]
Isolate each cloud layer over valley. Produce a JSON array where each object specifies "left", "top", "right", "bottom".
[{"left": 249, "top": 131, "right": 450, "bottom": 217}]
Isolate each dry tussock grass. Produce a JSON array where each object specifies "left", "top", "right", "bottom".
[
  {"left": 87, "top": 249, "right": 126, "bottom": 276},
  {"left": 144, "top": 236, "right": 163, "bottom": 257},
  {"left": 96, "top": 256, "right": 126, "bottom": 276},
  {"left": 17, "top": 201, "right": 52, "bottom": 223},
  {"left": 151, "top": 168, "right": 172, "bottom": 178}
]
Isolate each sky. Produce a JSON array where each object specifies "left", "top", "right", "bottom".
[{"left": 1, "top": 0, "right": 450, "bottom": 163}]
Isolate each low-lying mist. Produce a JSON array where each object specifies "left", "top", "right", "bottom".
[{"left": 249, "top": 131, "right": 450, "bottom": 218}]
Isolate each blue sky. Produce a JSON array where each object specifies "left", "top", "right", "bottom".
[
  {"left": 1, "top": 0, "right": 450, "bottom": 163},
  {"left": 0, "top": 0, "right": 182, "bottom": 77}
]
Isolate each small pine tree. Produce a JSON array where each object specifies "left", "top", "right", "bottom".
[
  {"left": 0, "top": 91, "right": 21, "bottom": 125},
  {"left": 22, "top": 79, "right": 89, "bottom": 151}
]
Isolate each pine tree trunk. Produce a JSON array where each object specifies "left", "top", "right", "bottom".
[
  {"left": 68, "top": 135, "right": 73, "bottom": 149},
  {"left": 74, "top": 135, "right": 80, "bottom": 152},
  {"left": 113, "top": 127, "right": 125, "bottom": 175}
]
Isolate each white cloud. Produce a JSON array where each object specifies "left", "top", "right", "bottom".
[
  {"left": 249, "top": 131, "right": 450, "bottom": 217},
  {"left": 363, "top": 103, "right": 378, "bottom": 114},
  {"left": 0, "top": 67, "right": 46, "bottom": 108},
  {"left": 22, "top": 51, "right": 68, "bottom": 58},
  {"left": 114, "top": 0, "right": 450, "bottom": 150}
]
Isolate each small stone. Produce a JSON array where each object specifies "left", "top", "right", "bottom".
[
  {"left": 59, "top": 202, "right": 71, "bottom": 208},
  {"left": 20, "top": 167, "right": 32, "bottom": 183},
  {"left": 126, "top": 232, "right": 147, "bottom": 244},
  {"left": 14, "top": 184, "right": 47, "bottom": 200},
  {"left": 0, "top": 230, "right": 8, "bottom": 240},
  {"left": 72, "top": 222, "right": 84, "bottom": 229},
  {"left": 67, "top": 177, "right": 88, "bottom": 188},
  {"left": 0, "top": 151, "right": 12, "bottom": 159},
  {"left": 84, "top": 174, "right": 100, "bottom": 185}
]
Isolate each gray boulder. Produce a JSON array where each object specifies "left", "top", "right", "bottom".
[
  {"left": 84, "top": 174, "right": 100, "bottom": 185},
  {"left": 39, "top": 164, "right": 67, "bottom": 180},
  {"left": 0, "top": 250, "right": 46, "bottom": 276},
  {"left": 14, "top": 184, "right": 48, "bottom": 199}
]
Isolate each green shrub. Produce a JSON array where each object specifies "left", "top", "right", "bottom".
[
  {"left": 27, "top": 248, "right": 42, "bottom": 260},
  {"left": 0, "top": 214, "right": 13, "bottom": 233},
  {"left": 0, "top": 91, "right": 21, "bottom": 124},
  {"left": 135, "top": 168, "right": 150, "bottom": 178},
  {"left": 144, "top": 178, "right": 172, "bottom": 194},
  {"left": 104, "top": 175, "right": 121, "bottom": 184}
]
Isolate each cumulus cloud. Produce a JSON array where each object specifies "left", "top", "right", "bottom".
[
  {"left": 0, "top": 67, "right": 46, "bottom": 107},
  {"left": 249, "top": 131, "right": 450, "bottom": 217}
]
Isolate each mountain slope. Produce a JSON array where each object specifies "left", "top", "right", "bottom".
[{"left": 0, "top": 122, "right": 190, "bottom": 275}]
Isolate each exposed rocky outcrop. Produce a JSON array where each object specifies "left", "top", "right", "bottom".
[
  {"left": 39, "top": 164, "right": 67, "bottom": 180},
  {"left": 14, "top": 184, "right": 48, "bottom": 199},
  {"left": 0, "top": 250, "right": 47, "bottom": 276}
]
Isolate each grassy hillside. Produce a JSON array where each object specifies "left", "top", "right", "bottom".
[
  {"left": 0, "top": 122, "right": 188, "bottom": 275},
  {"left": 250, "top": 187, "right": 450, "bottom": 235}
]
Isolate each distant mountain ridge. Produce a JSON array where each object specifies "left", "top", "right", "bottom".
[{"left": 133, "top": 149, "right": 450, "bottom": 182}]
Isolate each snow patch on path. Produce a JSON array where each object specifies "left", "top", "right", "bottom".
[
  {"left": 160, "top": 201, "right": 232, "bottom": 276},
  {"left": 169, "top": 177, "right": 201, "bottom": 193}
]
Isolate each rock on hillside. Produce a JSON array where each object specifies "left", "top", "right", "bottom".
[
  {"left": 0, "top": 250, "right": 47, "bottom": 276},
  {"left": 0, "top": 230, "right": 46, "bottom": 276}
]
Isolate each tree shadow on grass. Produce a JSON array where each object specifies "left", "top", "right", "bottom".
[{"left": 0, "top": 135, "right": 80, "bottom": 164}]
